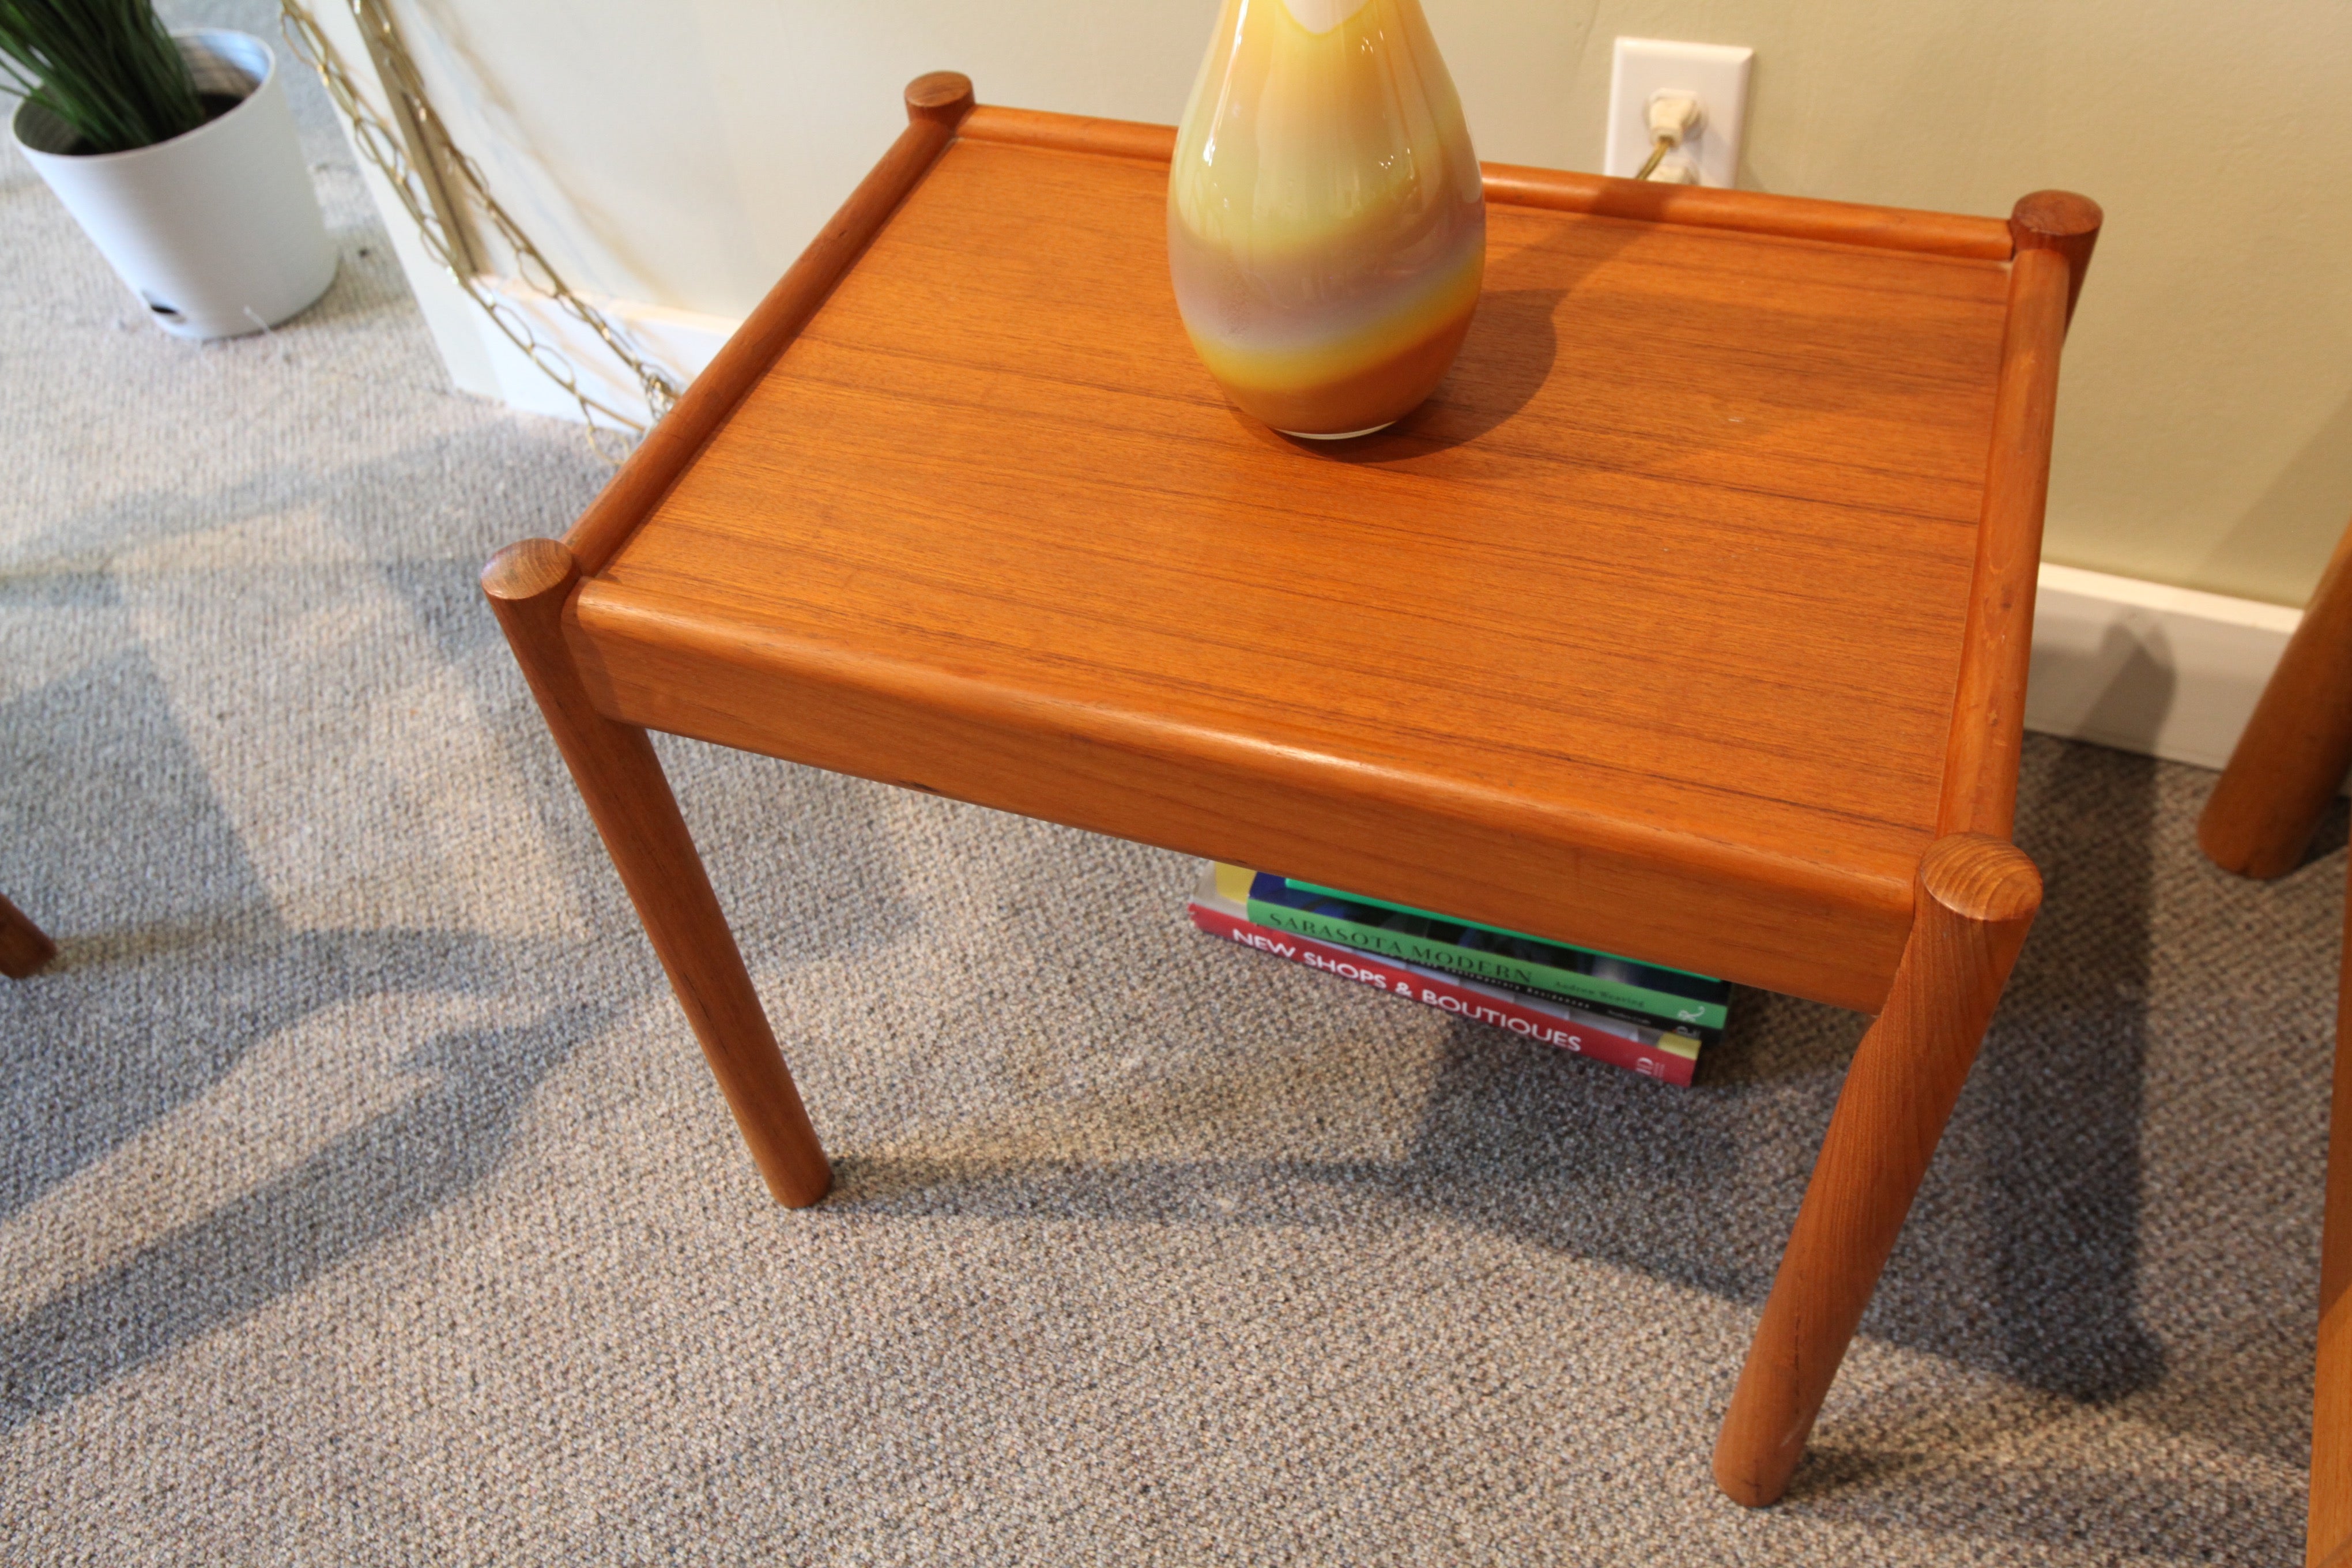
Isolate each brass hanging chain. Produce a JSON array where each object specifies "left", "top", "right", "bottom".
[{"left": 277, "top": 0, "right": 684, "bottom": 461}]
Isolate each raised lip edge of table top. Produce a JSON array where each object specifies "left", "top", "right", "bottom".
[{"left": 560, "top": 97, "right": 2036, "bottom": 585}]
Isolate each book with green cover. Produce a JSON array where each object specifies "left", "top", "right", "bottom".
[
  {"left": 1191, "top": 863, "right": 1703, "bottom": 1084},
  {"left": 1247, "top": 873, "right": 1731, "bottom": 1032},
  {"left": 1286, "top": 880, "right": 1724, "bottom": 988}
]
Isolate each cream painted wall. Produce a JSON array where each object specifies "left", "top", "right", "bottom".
[{"left": 383, "top": 0, "right": 2352, "bottom": 606}]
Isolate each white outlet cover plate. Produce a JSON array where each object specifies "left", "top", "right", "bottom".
[{"left": 1603, "top": 37, "right": 1753, "bottom": 188}]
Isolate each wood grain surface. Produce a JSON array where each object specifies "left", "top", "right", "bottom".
[
  {"left": 564, "top": 130, "right": 2031, "bottom": 1009},
  {"left": 1713, "top": 832, "right": 2042, "bottom": 1506},
  {"left": 960, "top": 103, "right": 1179, "bottom": 164},
  {"left": 2010, "top": 189, "right": 2106, "bottom": 329},
  {"left": 1937, "top": 242, "right": 2075, "bottom": 840},
  {"left": 1483, "top": 161, "right": 2016, "bottom": 261},
  {"left": 485, "top": 540, "right": 833, "bottom": 1207},
  {"left": 1932, "top": 194, "right": 2099, "bottom": 840}
]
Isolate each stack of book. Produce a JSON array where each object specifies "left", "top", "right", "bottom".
[{"left": 1186, "top": 862, "right": 1730, "bottom": 1085}]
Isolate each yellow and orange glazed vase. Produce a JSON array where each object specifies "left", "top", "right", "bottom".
[{"left": 1169, "top": 0, "right": 1485, "bottom": 438}]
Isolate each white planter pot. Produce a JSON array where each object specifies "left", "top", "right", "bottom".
[{"left": 11, "top": 29, "right": 336, "bottom": 340}]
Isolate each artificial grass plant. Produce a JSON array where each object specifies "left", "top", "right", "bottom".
[{"left": 0, "top": 0, "right": 207, "bottom": 154}]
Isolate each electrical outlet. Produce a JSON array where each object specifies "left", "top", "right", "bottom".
[{"left": 1603, "top": 37, "right": 1752, "bottom": 188}]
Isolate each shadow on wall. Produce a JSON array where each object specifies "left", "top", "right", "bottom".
[
  {"left": 2026, "top": 611, "right": 2186, "bottom": 760},
  {"left": 2198, "top": 389, "right": 2352, "bottom": 602}
]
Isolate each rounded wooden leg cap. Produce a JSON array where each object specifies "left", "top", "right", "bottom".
[
  {"left": 905, "top": 71, "right": 975, "bottom": 129},
  {"left": 481, "top": 537, "right": 578, "bottom": 604},
  {"left": 1918, "top": 832, "right": 2042, "bottom": 925}
]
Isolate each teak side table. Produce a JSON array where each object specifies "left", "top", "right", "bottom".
[{"left": 484, "top": 74, "right": 2099, "bottom": 1507}]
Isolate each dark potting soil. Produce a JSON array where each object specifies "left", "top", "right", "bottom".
[{"left": 62, "top": 92, "right": 248, "bottom": 155}]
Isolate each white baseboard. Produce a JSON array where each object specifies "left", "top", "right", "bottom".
[
  {"left": 2026, "top": 563, "right": 2301, "bottom": 772},
  {"left": 474, "top": 283, "right": 2307, "bottom": 779}
]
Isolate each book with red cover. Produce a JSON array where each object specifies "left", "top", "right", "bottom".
[{"left": 1187, "top": 862, "right": 1701, "bottom": 1085}]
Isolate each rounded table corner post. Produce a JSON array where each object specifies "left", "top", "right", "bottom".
[
  {"left": 480, "top": 537, "right": 835, "bottom": 1210},
  {"left": 481, "top": 535, "right": 579, "bottom": 605},
  {"left": 0, "top": 894, "right": 57, "bottom": 979},
  {"left": 2199, "top": 516, "right": 2352, "bottom": 880},
  {"left": 905, "top": 71, "right": 977, "bottom": 131},
  {"left": 1713, "top": 832, "right": 2041, "bottom": 1507},
  {"left": 2008, "top": 190, "right": 2102, "bottom": 329}
]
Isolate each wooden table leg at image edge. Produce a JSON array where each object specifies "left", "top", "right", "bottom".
[
  {"left": 2315, "top": 851, "right": 2352, "bottom": 1567},
  {"left": 2188, "top": 504, "right": 2352, "bottom": 1565},
  {"left": 2198, "top": 518, "right": 2352, "bottom": 880},
  {"left": 482, "top": 538, "right": 832, "bottom": 1208},
  {"left": 1713, "top": 833, "right": 2043, "bottom": 1506}
]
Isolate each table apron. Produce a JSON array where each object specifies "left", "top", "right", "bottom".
[{"left": 566, "top": 589, "right": 1912, "bottom": 1014}]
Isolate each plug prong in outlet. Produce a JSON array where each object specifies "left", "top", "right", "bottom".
[{"left": 1604, "top": 37, "right": 1752, "bottom": 187}]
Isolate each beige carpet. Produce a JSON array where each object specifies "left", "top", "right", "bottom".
[{"left": 0, "top": 9, "right": 2339, "bottom": 1563}]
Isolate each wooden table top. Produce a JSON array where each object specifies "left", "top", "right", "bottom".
[{"left": 560, "top": 100, "right": 2082, "bottom": 1013}]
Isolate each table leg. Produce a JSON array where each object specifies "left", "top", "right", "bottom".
[
  {"left": 1, "top": 893, "right": 56, "bottom": 979},
  {"left": 483, "top": 538, "right": 833, "bottom": 1208},
  {"left": 1713, "top": 832, "right": 2041, "bottom": 1506},
  {"left": 2199, "top": 515, "right": 2352, "bottom": 880}
]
